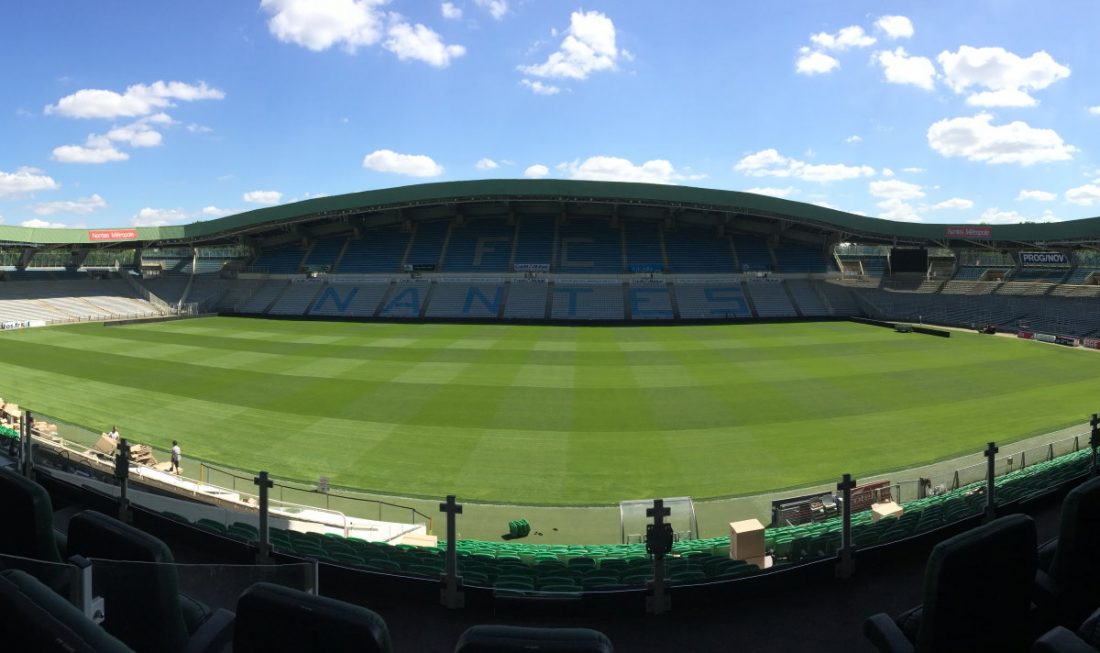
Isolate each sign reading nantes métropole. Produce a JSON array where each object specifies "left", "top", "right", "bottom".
[
  {"left": 1019, "top": 251, "right": 1069, "bottom": 266},
  {"left": 945, "top": 225, "right": 993, "bottom": 238},
  {"left": 88, "top": 229, "right": 138, "bottom": 241}
]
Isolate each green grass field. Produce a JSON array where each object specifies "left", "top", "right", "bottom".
[{"left": 0, "top": 317, "right": 1096, "bottom": 505}]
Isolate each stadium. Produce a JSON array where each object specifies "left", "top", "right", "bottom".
[{"left": 3, "top": 178, "right": 1100, "bottom": 651}]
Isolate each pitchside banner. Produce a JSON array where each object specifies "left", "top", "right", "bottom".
[
  {"left": 514, "top": 263, "right": 550, "bottom": 272},
  {"left": 945, "top": 226, "right": 993, "bottom": 238},
  {"left": 1084, "top": 339, "right": 1100, "bottom": 350},
  {"left": 1020, "top": 251, "right": 1069, "bottom": 266}
]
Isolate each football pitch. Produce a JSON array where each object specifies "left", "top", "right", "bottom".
[{"left": 0, "top": 317, "right": 1096, "bottom": 506}]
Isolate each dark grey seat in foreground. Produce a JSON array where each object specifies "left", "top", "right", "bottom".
[
  {"left": 454, "top": 625, "right": 614, "bottom": 652},
  {"left": 865, "top": 513, "right": 1039, "bottom": 653}
]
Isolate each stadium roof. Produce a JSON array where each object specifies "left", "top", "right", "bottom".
[{"left": 3, "top": 180, "right": 1100, "bottom": 248}]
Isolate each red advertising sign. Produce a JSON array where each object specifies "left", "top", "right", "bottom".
[
  {"left": 945, "top": 226, "right": 993, "bottom": 238},
  {"left": 1017, "top": 331, "right": 1035, "bottom": 340},
  {"left": 88, "top": 229, "right": 137, "bottom": 241}
]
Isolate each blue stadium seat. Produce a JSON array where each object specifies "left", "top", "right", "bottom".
[{"left": 442, "top": 218, "right": 514, "bottom": 272}]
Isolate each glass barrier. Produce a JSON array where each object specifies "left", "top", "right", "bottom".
[{"left": 0, "top": 552, "right": 78, "bottom": 599}]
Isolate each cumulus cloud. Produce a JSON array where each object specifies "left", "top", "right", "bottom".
[
  {"left": 200, "top": 206, "right": 233, "bottom": 217},
  {"left": 931, "top": 198, "right": 974, "bottom": 210},
  {"left": 474, "top": 0, "right": 507, "bottom": 20},
  {"left": 32, "top": 194, "right": 107, "bottom": 216},
  {"left": 524, "top": 164, "right": 549, "bottom": 179},
  {"left": 53, "top": 140, "right": 129, "bottom": 164},
  {"left": 441, "top": 2, "right": 461, "bottom": 19},
  {"left": 844, "top": 135, "right": 862, "bottom": 143},
  {"left": 809, "top": 25, "right": 875, "bottom": 51},
  {"left": 384, "top": 20, "right": 466, "bottom": 67},
  {"left": 1017, "top": 189, "right": 1056, "bottom": 201},
  {"left": 21, "top": 218, "right": 67, "bottom": 228},
  {"left": 744, "top": 187, "right": 796, "bottom": 199},
  {"left": 131, "top": 207, "right": 190, "bottom": 227},
  {"left": 869, "top": 179, "right": 924, "bottom": 200},
  {"left": 938, "top": 46, "right": 1070, "bottom": 107},
  {"left": 874, "top": 47, "right": 935, "bottom": 90},
  {"left": 1088, "top": 106, "right": 1100, "bottom": 115},
  {"left": 363, "top": 149, "right": 444, "bottom": 177},
  {"left": 559, "top": 156, "right": 704, "bottom": 184},
  {"left": 475, "top": 158, "right": 499, "bottom": 170},
  {"left": 262, "top": 0, "right": 463, "bottom": 67},
  {"left": 876, "top": 15, "right": 914, "bottom": 39},
  {"left": 973, "top": 208, "right": 1058, "bottom": 224},
  {"left": 520, "top": 10, "right": 623, "bottom": 80},
  {"left": 796, "top": 48, "right": 839, "bottom": 75},
  {"left": 1065, "top": 183, "right": 1100, "bottom": 206},
  {"left": 734, "top": 149, "right": 875, "bottom": 183},
  {"left": 0, "top": 167, "right": 60, "bottom": 197},
  {"left": 242, "top": 190, "right": 284, "bottom": 205},
  {"left": 926, "top": 113, "right": 1076, "bottom": 165},
  {"left": 45, "top": 81, "right": 223, "bottom": 119},
  {"left": 261, "top": 0, "right": 386, "bottom": 52},
  {"left": 521, "top": 79, "right": 561, "bottom": 95},
  {"left": 902, "top": 167, "right": 925, "bottom": 173},
  {"left": 875, "top": 198, "right": 922, "bottom": 222}
]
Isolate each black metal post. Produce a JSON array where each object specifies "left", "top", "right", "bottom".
[
  {"left": 116, "top": 438, "right": 131, "bottom": 523},
  {"left": 21, "top": 410, "right": 35, "bottom": 479},
  {"left": 1090, "top": 414, "right": 1100, "bottom": 477},
  {"left": 254, "top": 471, "right": 273, "bottom": 563},
  {"left": 646, "top": 498, "right": 672, "bottom": 614},
  {"left": 439, "top": 495, "right": 464, "bottom": 609},
  {"left": 984, "top": 442, "right": 998, "bottom": 522},
  {"left": 836, "top": 474, "right": 856, "bottom": 579}
]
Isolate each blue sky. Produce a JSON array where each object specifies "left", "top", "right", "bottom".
[{"left": 2, "top": 0, "right": 1099, "bottom": 229}]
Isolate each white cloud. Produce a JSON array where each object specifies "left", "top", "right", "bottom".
[
  {"left": 559, "top": 156, "right": 704, "bottom": 184},
  {"left": 734, "top": 149, "right": 874, "bottom": 183},
  {"left": 1088, "top": 106, "right": 1100, "bottom": 115},
  {"left": 475, "top": 158, "right": 499, "bottom": 170},
  {"left": 242, "top": 190, "right": 284, "bottom": 205},
  {"left": 975, "top": 208, "right": 1028, "bottom": 224},
  {"left": 932, "top": 197, "right": 974, "bottom": 210},
  {"left": 876, "top": 15, "right": 914, "bottom": 40},
  {"left": 745, "top": 186, "right": 796, "bottom": 198},
  {"left": 384, "top": 20, "right": 466, "bottom": 67},
  {"left": 1016, "top": 189, "right": 1056, "bottom": 202},
  {"left": 902, "top": 167, "right": 925, "bottom": 173},
  {"left": 869, "top": 179, "right": 924, "bottom": 200},
  {"left": 105, "top": 120, "right": 163, "bottom": 147},
  {"left": 938, "top": 46, "right": 1070, "bottom": 107},
  {"left": 521, "top": 10, "right": 622, "bottom": 80},
  {"left": 131, "top": 207, "right": 190, "bottom": 227},
  {"left": 187, "top": 123, "right": 213, "bottom": 134},
  {"left": 45, "top": 81, "right": 223, "bottom": 119},
  {"left": 809, "top": 26, "right": 875, "bottom": 51},
  {"left": 926, "top": 113, "right": 1076, "bottom": 165},
  {"left": 0, "top": 167, "right": 60, "bottom": 197},
  {"left": 261, "top": 0, "right": 386, "bottom": 52},
  {"left": 844, "top": 135, "right": 862, "bottom": 143},
  {"left": 363, "top": 149, "right": 444, "bottom": 177},
  {"left": 524, "top": 164, "right": 549, "bottom": 179},
  {"left": 200, "top": 206, "right": 233, "bottom": 217},
  {"left": 441, "top": 2, "right": 462, "bottom": 19},
  {"left": 21, "top": 218, "right": 67, "bottom": 228},
  {"left": 521, "top": 79, "right": 561, "bottom": 95},
  {"left": 1065, "top": 183, "right": 1100, "bottom": 206},
  {"left": 796, "top": 49, "right": 839, "bottom": 75},
  {"left": 874, "top": 47, "right": 935, "bottom": 90},
  {"left": 474, "top": 0, "right": 507, "bottom": 20},
  {"left": 875, "top": 198, "right": 922, "bottom": 222},
  {"left": 52, "top": 141, "right": 129, "bottom": 164},
  {"left": 882, "top": 168, "right": 895, "bottom": 177},
  {"left": 32, "top": 194, "right": 107, "bottom": 215},
  {"left": 53, "top": 114, "right": 175, "bottom": 164}
]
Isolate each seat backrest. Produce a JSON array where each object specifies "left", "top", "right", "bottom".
[
  {"left": 915, "top": 513, "right": 1037, "bottom": 652},
  {"left": 66, "top": 510, "right": 189, "bottom": 653},
  {"left": 0, "top": 568, "right": 135, "bottom": 653},
  {"left": 234, "top": 582, "right": 392, "bottom": 653},
  {"left": 454, "top": 625, "right": 615, "bottom": 653},
  {"left": 1050, "top": 476, "right": 1100, "bottom": 618},
  {"left": 0, "top": 467, "right": 62, "bottom": 562}
]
